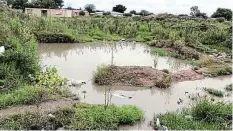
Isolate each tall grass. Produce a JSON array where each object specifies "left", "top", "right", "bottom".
[
  {"left": 155, "top": 99, "right": 232, "bottom": 130},
  {"left": 204, "top": 88, "right": 224, "bottom": 97}
]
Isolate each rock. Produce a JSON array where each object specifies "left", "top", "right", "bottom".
[{"left": 48, "top": 113, "right": 55, "bottom": 119}]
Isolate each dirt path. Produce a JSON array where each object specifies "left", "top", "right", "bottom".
[{"left": 0, "top": 98, "right": 78, "bottom": 118}]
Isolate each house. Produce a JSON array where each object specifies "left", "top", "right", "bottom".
[
  {"left": 110, "top": 11, "right": 123, "bottom": 16},
  {"left": 0, "top": 0, "right": 7, "bottom": 5},
  {"left": 95, "top": 12, "right": 104, "bottom": 16},
  {"left": 25, "top": 8, "right": 89, "bottom": 17}
]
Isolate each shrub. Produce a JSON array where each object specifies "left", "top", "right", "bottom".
[
  {"left": 0, "top": 86, "right": 47, "bottom": 108},
  {"left": 155, "top": 99, "right": 232, "bottom": 130},
  {"left": 93, "top": 65, "right": 111, "bottom": 85},
  {"left": 71, "top": 104, "right": 144, "bottom": 130},
  {"left": 225, "top": 84, "right": 232, "bottom": 91},
  {"left": 204, "top": 88, "right": 224, "bottom": 97},
  {"left": 36, "top": 32, "right": 76, "bottom": 43},
  {"left": 150, "top": 48, "right": 169, "bottom": 56}
]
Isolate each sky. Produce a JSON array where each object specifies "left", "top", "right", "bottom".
[{"left": 63, "top": 0, "right": 232, "bottom": 16}]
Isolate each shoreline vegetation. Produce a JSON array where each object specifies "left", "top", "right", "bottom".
[{"left": 0, "top": 5, "right": 232, "bottom": 130}]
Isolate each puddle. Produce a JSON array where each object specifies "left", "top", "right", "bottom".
[{"left": 38, "top": 42, "right": 232, "bottom": 130}]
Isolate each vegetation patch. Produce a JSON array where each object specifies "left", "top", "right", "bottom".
[
  {"left": 0, "top": 104, "right": 144, "bottom": 130},
  {"left": 36, "top": 32, "right": 77, "bottom": 43},
  {"left": 194, "top": 56, "right": 232, "bottom": 77},
  {"left": 225, "top": 84, "right": 232, "bottom": 91},
  {"left": 150, "top": 48, "right": 170, "bottom": 56},
  {"left": 0, "top": 86, "right": 48, "bottom": 108},
  {"left": 153, "top": 99, "right": 232, "bottom": 130},
  {"left": 204, "top": 88, "right": 224, "bottom": 97}
]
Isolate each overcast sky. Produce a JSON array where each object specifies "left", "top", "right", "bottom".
[{"left": 63, "top": 0, "right": 232, "bottom": 16}]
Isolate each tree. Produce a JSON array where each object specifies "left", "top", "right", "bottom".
[
  {"left": 79, "top": 10, "right": 85, "bottom": 16},
  {"left": 139, "top": 10, "right": 151, "bottom": 16},
  {"left": 84, "top": 4, "right": 96, "bottom": 13},
  {"left": 7, "top": 0, "right": 14, "bottom": 5},
  {"left": 190, "top": 6, "right": 207, "bottom": 18},
  {"left": 112, "top": 4, "right": 126, "bottom": 13},
  {"left": 12, "top": 0, "right": 28, "bottom": 12},
  {"left": 130, "top": 10, "right": 136, "bottom": 14},
  {"left": 211, "top": 8, "right": 232, "bottom": 21},
  {"left": 190, "top": 6, "right": 200, "bottom": 16},
  {"left": 30, "top": 0, "right": 63, "bottom": 8}
]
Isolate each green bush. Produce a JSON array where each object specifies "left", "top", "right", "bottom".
[
  {"left": 225, "top": 84, "right": 232, "bottom": 91},
  {"left": 155, "top": 99, "right": 232, "bottom": 130},
  {"left": 93, "top": 65, "right": 111, "bottom": 85},
  {"left": 150, "top": 48, "right": 169, "bottom": 56},
  {"left": 71, "top": 104, "right": 144, "bottom": 130},
  {"left": 0, "top": 86, "right": 47, "bottom": 108}
]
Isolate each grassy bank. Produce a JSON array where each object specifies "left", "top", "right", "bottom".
[
  {"left": 0, "top": 104, "right": 144, "bottom": 130},
  {"left": 0, "top": 6, "right": 70, "bottom": 108},
  {"left": 153, "top": 99, "right": 232, "bottom": 130}
]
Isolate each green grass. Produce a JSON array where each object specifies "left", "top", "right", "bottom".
[
  {"left": 0, "top": 104, "right": 144, "bottom": 130},
  {"left": 150, "top": 48, "right": 170, "bottom": 56},
  {"left": 225, "top": 84, "right": 232, "bottom": 91},
  {"left": 154, "top": 99, "right": 232, "bottom": 130},
  {"left": 204, "top": 88, "right": 224, "bottom": 97},
  {"left": 93, "top": 65, "right": 112, "bottom": 85},
  {"left": 0, "top": 86, "right": 47, "bottom": 108}
]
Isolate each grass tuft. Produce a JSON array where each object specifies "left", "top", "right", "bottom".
[
  {"left": 154, "top": 99, "right": 232, "bottom": 130},
  {"left": 0, "top": 86, "right": 47, "bottom": 108},
  {"left": 225, "top": 84, "right": 232, "bottom": 91},
  {"left": 204, "top": 88, "right": 224, "bottom": 97},
  {"left": 150, "top": 48, "right": 169, "bottom": 56}
]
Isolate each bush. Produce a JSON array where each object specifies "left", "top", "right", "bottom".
[
  {"left": 155, "top": 99, "right": 232, "bottom": 130},
  {"left": 93, "top": 65, "right": 111, "bottom": 85},
  {"left": 36, "top": 32, "right": 76, "bottom": 43},
  {"left": 0, "top": 86, "right": 47, "bottom": 108},
  {"left": 150, "top": 48, "right": 169, "bottom": 56},
  {"left": 204, "top": 88, "right": 224, "bottom": 97},
  {"left": 225, "top": 84, "right": 232, "bottom": 91},
  {"left": 71, "top": 104, "right": 143, "bottom": 130},
  {"left": 216, "top": 17, "right": 225, "bottom": 23}
]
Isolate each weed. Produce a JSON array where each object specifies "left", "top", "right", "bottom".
[
  {"left": 204, "top": 88, "right": 224, "bottom": 97},
  {"left": 93, "top": 65, "right": 111, "bottom": 85},
  {"left": 150, "top": 48, "right": 169, "bottom": 56},
  {"left": 225, "top": 84, "right": 232, "bottom": 91}
]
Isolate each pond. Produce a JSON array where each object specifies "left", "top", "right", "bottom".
[{"left": 38, "top": 42, "right": 232, "bottom": 130}]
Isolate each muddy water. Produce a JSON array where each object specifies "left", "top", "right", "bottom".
[{"left": 38, "top": 42, "right": 232, "bottom": 130}]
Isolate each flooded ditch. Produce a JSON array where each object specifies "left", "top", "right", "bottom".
[{"left": 38, "top": 42, "right": 232, "bottom": 130}]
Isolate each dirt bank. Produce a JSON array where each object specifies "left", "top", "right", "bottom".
[
  {"left": 0, "top": 98, "right": 79, "bottom": 118},
  {"left": 173, "top": 69, "right": 205, "bottom": 82},
  {"left": 94, "top": 66, "right": 205, "bottom": 88}
]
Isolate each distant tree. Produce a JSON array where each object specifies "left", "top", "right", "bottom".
[
  {"left": 7, "top": 0, "right": 14, "bottom": 5},
  {"left": 12, "top": 0, "right": 28, "bottom": 12},
  {"left": 79, "top": 10, "right": 85, "bottom": 16},
  {"left": 84, "top": 4, "right": 96, "bottom": 13},
  {"left": 30, "top": 0, "right": 63, "bottom": 8},
  {"left": 130, "top": 10, "right": 136, "bottom": 14},
  {"left": 139, "top": 10, "right": 151, "bottom": 16},
  {"left": 54, "top": 0, "right": 63, "bottom": 8},
  {"left": 112, "top": 4, "right": 126, "bottom": 13},
  {"left": 190, "top": 6, "right": 207, "bottom": 18},
  {"left": 211, "top": 8, "right": 232, "bottom": 21},
  {"left": 190, "top": 6, "right": 200, "bottom": 16}
]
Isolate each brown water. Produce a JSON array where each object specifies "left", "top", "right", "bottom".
[{"left": 38, "top": 42, "right": 232, "bottom": 130}]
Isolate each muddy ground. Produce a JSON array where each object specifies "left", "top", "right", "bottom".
[
  {"left": 95, "top": 66, "right": 205, "bottom": 87},
  {"left": 0, "top": 98, "right": 79, "bottom": 118}
]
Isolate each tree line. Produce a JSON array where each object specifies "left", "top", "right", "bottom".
[{"left": 6, "top": 0, "right": 232, "bottom": 20}]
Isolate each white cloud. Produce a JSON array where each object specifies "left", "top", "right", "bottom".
[{"left": 64, "top": 0, "right": 233, "bottom": 15}]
